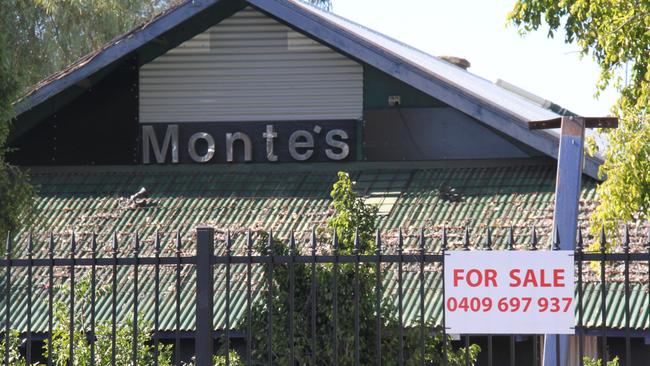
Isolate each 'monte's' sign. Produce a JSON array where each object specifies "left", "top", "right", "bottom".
[
  {"left": 444, "top": 251, "right": 575, "bottom": 334},
  {"left": 140, "top": 121, "right": 356, "bottom": 164}
]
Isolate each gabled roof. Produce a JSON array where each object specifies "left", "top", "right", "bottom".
[{"left": 11, "top": 0, "right": 603, "bottom": 178}]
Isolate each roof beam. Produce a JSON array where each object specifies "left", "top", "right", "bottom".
[{"left": 529, "top": 117, "right": 618, "bottom": 130}]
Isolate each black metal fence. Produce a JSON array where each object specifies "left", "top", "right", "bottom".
[{"left": 1, "top": 226, "right": 649, "bottom": 366}]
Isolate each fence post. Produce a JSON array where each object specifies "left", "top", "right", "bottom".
[{"left": 196, "top": 226, "right": 214, "bottom": 366}]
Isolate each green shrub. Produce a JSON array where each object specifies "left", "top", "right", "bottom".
[
  {"left": 212, "top": 351, "right": 244, "bottom": 366},
  {"left": 242, "top": 172, "right": 480, "bottom": 365},
  {"left": 44, "top": 278, "right": 174, "bottom": 366},
  {"left": 583, "top": 356, "right": 620, "bottom": 366},
  {"left": 0, "top": 329, "right": 27, "bottom": 366}
]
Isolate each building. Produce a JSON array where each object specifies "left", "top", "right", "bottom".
[{"left": 5, "top": 0, "right": 649, "bottom": 365}]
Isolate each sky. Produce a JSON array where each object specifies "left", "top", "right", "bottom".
[{"left": 331, "top": 0, "right": 619, "bottom": 117}]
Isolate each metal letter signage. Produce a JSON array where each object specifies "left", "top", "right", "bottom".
[
  {"left": 139, "top": 121, "right": 356, "bottom": 164},
  {"left": 444, "top": 251, "right": 575, "bottom": 334}
]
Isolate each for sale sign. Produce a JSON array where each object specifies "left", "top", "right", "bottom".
[{"left": 444, "top": 251, "right": 574, "bottom": 334}]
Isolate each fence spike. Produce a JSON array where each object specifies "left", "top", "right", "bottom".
[
  {"left": 90, "top": 232, "right": 97, "bottom": 259},
  {"left": 48, "top": 232, "right": 54, "bottom": 257},
  {"left": 353, "top": 228, "right": 360, "bottom": 255},
  {"left": 599, "top": 226, "right": 607, "bottom": 253},
  {"left": 311, "top": 227, "right": 317, "bottom": 256},
  {"left": 134, "top": 232, "right": 140, "bottom": 255},
  {"left": 507, "top": 226, "right": 515, "bottom": 251},
  {"left": 71, "top": 231, "right": 76, "bottom": 255},
  {"left": 92, "top": 232, "right": 97, "bottom": 256},
  {"left": 226, "top": 229, "right": 232, "bottom": 256},
  {"left": 623, "top": 225, "right": 630, "bottom": 253},
  {"left": 375, "top": 229, "right": 382, "bottom": 255},
  {"left": 247, "top": 229, "right": 253, "bottom": 255},
  {"left": 4, "top": 231, "right": 11, "bottom": 257},
  {"left": 484, "top": 227, "right": 492, "bottom": 251},
  {"left": 419, "top": 227, "right": 425, "bottom": 253},
  {"left": 333, "top": 228, "right": 339, "bottom": 254},
  {"left": 154, "top": 231, "right": 161, "bottom": 255},
  {"left": 176, "top": 231, "right": 182, "bottom": 255},
  {"left": 463, "top": 227, "right": 470, "bottom": 251},
  {"left": 268, "top": 230, "right": 274, "bottom": 256},
  {"left": 112, "top": 231, "right": 118, "bottom": 254},
  {"left": 28, "top": 232, "right": 33, "bottom": 256},
  {"left": 553, "top": 226, "right": 561, "bottom": 251},
  {"left": 530, "top": 226, "right": 538, "bottom": 251},
  {"left": 398, "top": 229, "right": 404, "bottom": 255},
  {"left": 577, "top": 229, "right": 584, "bottom": 252},
  {"left": 289, "top": 229, "right": 296, "bottom": 255},
  {"left": 441, "top": 227, "right": 447, "bottom": 251}
]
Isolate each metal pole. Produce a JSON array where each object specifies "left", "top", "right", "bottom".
[
  {"left": 196, "top": 227, "right": 214, "bottom": 366},
  {"left": 543, "top": 116, "right": 585, "bottom": 366}
]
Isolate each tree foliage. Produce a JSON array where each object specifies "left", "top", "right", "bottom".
[
  {"left": 1, "top": 0, "right": 330, "bottom": 96},
  {"left": 327, "top": 172, "right": 379, "bottom": 251},
  {"left": 0, "top": 330, "right": 26, "bottom": 366},
  {"left": 583, "top": 356, "right": 620, "bottom": 366},
  {"left": 507, "top": 0, "right": 649, "bottom": 240},
  {"left": 241, "top": 172, "right": 479, "bottom": 365},
  {"left": 0, "top": 26, "right": 33, "bottom": 237},
  {"left": 1, "top": 0, "right": 183, "bottom": 93}
]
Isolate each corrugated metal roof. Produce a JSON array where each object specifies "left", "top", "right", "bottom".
[{"left": 3, "top": 163, "right": 648, "bottom": 332}]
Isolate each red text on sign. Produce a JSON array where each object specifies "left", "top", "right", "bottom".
[
  {"left": 452, "top": 268, "right": 566, "bottom": 288},
  {"left": 446, "top": 296, "right": 572, "bottom": 313},
  {"left": 453, "top": 269, "right": 497, "bottom": 287},
  {"left": 508, "top": 269, "right": 566, "bottom": 288}
]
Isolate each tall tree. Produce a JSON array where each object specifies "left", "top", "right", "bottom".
[
  {"left": 1, "top": 0, "right": 184, "bottom": 94},
  {"left": 508, "top": 0, "right": 649, "bottom": 238},
  {"left": 0, "top": 7, "right": 34, "bottom": 237}
]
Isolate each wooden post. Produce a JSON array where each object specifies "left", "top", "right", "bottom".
[{"left": 543, "top": 116, "right": 585, "bottom": 366}]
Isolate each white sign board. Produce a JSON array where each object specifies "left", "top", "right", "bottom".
[{"left": 444, "top": 251, "right": 574, "bottom": 334}]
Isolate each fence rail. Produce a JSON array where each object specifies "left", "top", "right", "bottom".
[{"left": 1, "top": 226, "right": 649, "bottom": 366}]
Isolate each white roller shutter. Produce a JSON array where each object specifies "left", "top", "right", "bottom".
[{"left": 139, "top": 7, "right": 362, "bottom": 123}]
